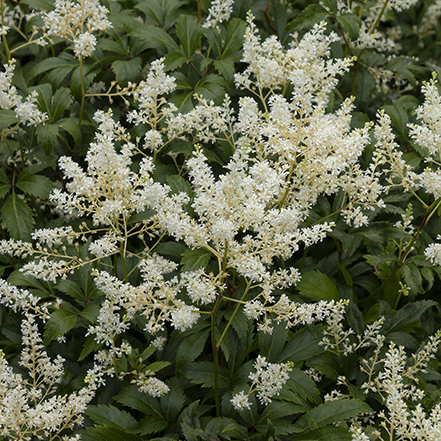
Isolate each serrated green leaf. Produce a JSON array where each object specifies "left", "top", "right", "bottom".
[
  {"left": 164, "top": 51, "right": 188, "bottom": 70},
  {"left": 58, "top": 117, "right": 81, "bottom": 143},
  {"left": 44, "top": 309, "right": 78, "bottom": 343},
  {"left": 36, "top": 123, "right": 59, "bottom": 155},
  {"left": 187, "top": 361, "right": 230, "bottom": 388},
  {"left": 336, "top": 13, "right": 361, "bottom": 40},
  {"left": 0, "top": 168, "right": 10, "bottom": 199},
  {"left": 289, "top": 426, "right": 353, "bottom": 440},
  {"left": 112, "top": 57, "right": 142, "bottom": 85},
  {"left": 388, "top": 300, "right": 436, "bottom": 333},
  {"left": 400, "top": 263, "right": 423, "bottom": 294},
  {"left": 181, "top": 248, "right": 211, "bottom": 272},
  {"left": 78, "top": 334, "right": 101, "bottom": 361},
  {"left": 222, "top": 18, "right": 247, "bottom": 58},
  {"left": 1, "top": 193, "right": 35, "bottom": 240},
  {"left": 259, "top": 322, "right": 289, "bottom": 362},
  {"left": 130, "top": 415, "right": 168, "bottom": 435},
  {"left": 81, "top": 426, "right": 143, "bottom": 441},
  {"left": 146, "top": 361, "right": 171, "bottom": 372},
  {"left": 176, "top": 15, "right": 201, "bottom": 59},
  {"left": 294, "top": 399, "right": 371, "bottom": 432},
  {"left": 176, "top": 323, "right": 210, "bottom": 367},
  {"left": 86, "top": 405, "right": 137, "bottom": 429},
  {"left": 296, "top": 270, "right": 340, "bottom": 301},
  {"left": 51, "top": 87, "right": 71, "bottom": 121},
  {"left": 0, "top": 109, "right": 19, "bottom": 131},
  {"left": 160, "top": 378, "right": 185, "bottom": 420},
  {"left": 285, "top": 4, "right": 329, "bottom": 32},
  {"left": 130, "top": 25, "right": 180, "bottom": 51},
  {"left": 213, "top": 58, "right": 235, "bottom": 84},
  {"left": 29, "top": 53, "right": 77, "bottom": 80},
  {"left": 16, "top": 170, "right": 54, "bottom": 199},
  {"left": 278, "top": 327, "right": 324, "bottom": 363},
  {"left": 355, "top": 70, "right": 375, "bottom": 104}
]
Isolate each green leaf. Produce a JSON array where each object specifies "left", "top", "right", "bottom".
[
  {"left": 160, "top": 378, "right": 185, "bottom": 421},
  {"left": 176, "top": 15, "right": 201, "bottom": 59},
  {"left": 146, "top": 361, "right": 171, "bottom": 372},
  {"left": 36, "top": 123, "right": 59, "bottom": 155},
  {"left": 336, "top": 13, "right": 361, "bottom": 40},
  {"left": 278, "top": 327, "right": 323, "bottom": 363},
  {"left": 58, "top": 117, "right": 81, "bottom": 143},
  {"left": 86, "top": 405, "right": 137, "bottom": 429},
  {"left": 1, "top": 193, "right": 35, "bottom": 240},
  {"left": 283, "top": 369, "right": 322, "bottom": 407},
  {"left": 294, "top": 399, "right": 371, "bottom": 432},
  {"left": 259, "top": 322, "right": 289, "bottom": 362},
  {"left": 285, "top": 4, "right": 329, "bottom": 32},
  {"left": 131, "top": 25, "right": 180, "bottom": 52},
  {"left": 222, "top": 18, "right": 247, "bottom": 58},
  {"left": 187, "top": 361, "right": 230, "bottom": 388},
  {"left": 180, "top": 248, "right": 211, "bottom": 272},
  {"left": 164, "top": 51, "right": 188, "bottom": 70},
  {"left": 0, "top": 109, "right": 18, "bottom": 131},
  {"left": 51, "top": 87, "right": 71, "bottom": 120},
  {"left": 44, "top": 309, "right": 78, "bottom": 343},
  {"left": 388, "top": 300, "right": 436, "bottom": 333},
  {"left": 81, "top": 426, "right": 143, "bottom": 441},
  {"left": 400, "top": 263, "right": 423, "bottom": 294},
  {"left": 289, "top": 426, "right": 353, "bottom": 440},
  {"left": 78, "top": 334, "right": 101, "bottom": 361},
  {"left": 213, "top": 58, "right": 235, "bottom": 84},
  {"left": 130, "top": 415, "right": 169, "bottom": 435},
  {"left": 155, "top": 242, "right": 187, "bottom": 260},
  {"left": 115, "top": 384, "right": 162, "bottom": 415},
  {"left": 29, "top": 53, "right": 77, "bottom": 81},
  {"left": 0, "top": 168, "right": 10, "bottom": 199},
  {"left": 355, "top": 70, "right": 375, "bottom": 104},
  {"left": 296, "top": 270, "right": 340, "bottom": 301},
  {"left": 16, "top": 170, "right": 54, "bottom": 199},
  {"left": 112, "top": 57, "right": 142, "bottom": 85},
  {"left": 176, "top": 323, "right": 211, "bottom": 367}
]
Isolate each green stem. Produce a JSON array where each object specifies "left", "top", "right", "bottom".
[
  {"left": 211, "top": 294, "right": 222, "bottom": 417},
  {"left": 78, "top": 55, "right": 85, "bottom": 127},
  {"left": 1, "top": 0, "right": 11, "bottom": 61},
  {"left": 216, "top": 281, "right": 251, "bottom": 348}
]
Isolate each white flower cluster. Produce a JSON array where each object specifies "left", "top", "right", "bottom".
[
  {"left": 91, "top": 256, "right": 203, "bottom": 335},
  {"left": 203, "top": 0, "right": 234, "bottom": 29},
  {"left": 0, "top": 60, "right": 47, "bottom": 127},
  {"left": 231, "top": 356, "right": 293, "bottom": 410},
  {"left": 44, "top": 0, "right": 112, "bottom": 57},
  {"left": 358, "top": 333, "right": 441, "bottom": 439},
  {"left": 0, "top": 281, "right": 97, "bottom": 439}
]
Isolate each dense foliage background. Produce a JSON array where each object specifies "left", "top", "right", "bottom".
[{"left": 2, "top": 0, "right": 441, "bottom": 439}]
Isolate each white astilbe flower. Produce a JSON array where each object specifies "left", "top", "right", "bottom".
[
  {"left": 44, "top": 0, "right": 111, "bottom": 57},
  {"left": 359, "top": 332, "right": 441, "bottom": 439},
  {"left": 137, "top": 376, "right": 170, "bottom": 397},
  {"left": 203, "top": 0, "right": 234, "bottom": 29},
  {"left": 0, "top": 60, "right": 47, "bottom": 127},
  {"left": 235, "top": 14, "right": 353, "bottom": 109},
  {"left": 232, "top": 356, "right": 292, "bottom": 410},
  {"left": 73, "top": 32, "right": 97, "bottom": 57},
  {"left": 181, "top": 269, "right": 223, "bottom": 304},
  {"left": 127, "top": 58, "right": 177, "bottom": 129},
  {"left": 0, "top": 291, "right": 97, "bottom": 440},
  {"left": 92, "top": 254, "right": 201, "bottom": 335},
  {"left": 87, "top": 299, "right": 130, "bottom": 347},
  {"left": 373, "top": 110, "right": 418, "bottom": 192},
  {"left": 408, "top": 74, "right": 441, "bottom": 158},
  {"left": 425, "top": 236, "right": 441, "bottom": 266},
  {"left": 230, "top": 390, "right": 252, "bottom": 411}
]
